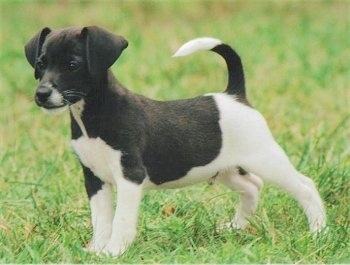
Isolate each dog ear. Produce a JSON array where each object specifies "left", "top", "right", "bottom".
[
  {"left": 81, "top": 26, "right": 128, "bottom": 74},
  {"left": 25, "top": 27, "right": 51, "bottom": 68}
]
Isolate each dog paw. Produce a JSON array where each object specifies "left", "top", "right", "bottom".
[
  {"left": 101, "top": 242, "right": 127, "bottom": 257},
  {"left": 308, "top": 210, "right": 327, "bottom": 235},
  {"left": 230, "top": 215, "right": 249, "bottom": 230},
  {"left": 216, "top": 220, "right": 247, "bottom": 233},
  {"left": 83, "top": 239, "right": 109, "bottom": 254},
  {"left": 215, "top": 222, "right": 232, "bottom": 234},
  {"left": 310, "top": 218, "right": 327, "bottom": 236}
]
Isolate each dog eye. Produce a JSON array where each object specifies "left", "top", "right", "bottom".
[
  {"left": 36, "top": 61, "right": 46, "bottom": 71},
  {"left": 67, "top": 61, "right": 80, "bottom": 71}
]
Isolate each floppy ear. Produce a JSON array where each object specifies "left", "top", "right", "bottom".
[
  {"left": 81, "top": 26, "right": 128, "bottom": 74},
  {"left": 24, "top": 27, "right": 51, "bottom": 79}
]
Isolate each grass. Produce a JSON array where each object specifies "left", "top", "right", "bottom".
[{"left": 0, "top": 0, "right": 349, "bottom": 263}]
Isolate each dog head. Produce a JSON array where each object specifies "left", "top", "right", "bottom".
[{"left": 25, "top": 26, "right": 128, "bottom": 114}]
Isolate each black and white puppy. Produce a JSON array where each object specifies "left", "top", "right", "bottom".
[{"left": 25, "top": 26, "right": 326, "bottom": 256}]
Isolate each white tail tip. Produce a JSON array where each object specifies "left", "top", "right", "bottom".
[{"left": 172, "top": 37, "right": 222, "bottom": 57}]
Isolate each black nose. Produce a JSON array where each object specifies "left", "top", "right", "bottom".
[{"left": 36, "top": 86, "right": 52, "bottom": 103}]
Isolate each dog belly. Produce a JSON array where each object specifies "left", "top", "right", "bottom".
[
  {"left": 143, "top": 172, "right": 214, "bottom": 189},
  {"left": 71, "top": 137, "right": 122, "bottom": 184},
  {"left": 143, "top": 159, "right": 223, "bottom": 189}
]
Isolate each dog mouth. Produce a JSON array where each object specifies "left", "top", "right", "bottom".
[
  {"left": 40, "top": 104, "right": 68, "bottom": 115},
  {"left": 36, "top": 101, "right": 67, "bottom": 109}
]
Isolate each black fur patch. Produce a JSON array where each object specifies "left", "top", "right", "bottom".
[
  {"left": 238, "top": 166, "right": 248, "bottom": 176},
  {"left": 82, "top": 164, "right": 104, "bottom": 199},
  {"left": 142, "top": 96, "right": 222, "bottom": 184}
]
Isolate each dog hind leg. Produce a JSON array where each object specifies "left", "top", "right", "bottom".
[
  {"left": 218, "top": 168, "right": 263, "bottom": 229},
  {"left": 241, "top": 144, "right": 326, "bottom": 233}
]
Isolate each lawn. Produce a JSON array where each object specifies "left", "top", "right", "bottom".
[{"left": 0, "top": 0, "right": 349, "bottom": 263}]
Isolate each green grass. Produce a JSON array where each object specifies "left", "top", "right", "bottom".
[{"left": 0, "top": 0, "right": 349, "bottom": 263}]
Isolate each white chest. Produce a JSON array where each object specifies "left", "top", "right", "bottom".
[{"left": 71, "top": 137, "right": 122, "bottom": 184}]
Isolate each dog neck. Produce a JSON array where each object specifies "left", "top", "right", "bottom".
[{"left": 69, "top": 71, "right": 131, "bottom": 140}]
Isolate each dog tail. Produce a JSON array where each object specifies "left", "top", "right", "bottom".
[{"left": 173, "top": 37, "right": 246, "bottom": 99}]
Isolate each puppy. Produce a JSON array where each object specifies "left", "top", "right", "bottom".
[{"left": 25, "top": 26, "right": 326, "bottom": 256}]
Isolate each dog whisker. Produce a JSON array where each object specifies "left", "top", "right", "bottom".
[
  {"left": 62, "top": 99, "right": 71, "bottom": 105},
  {"left": 63, "top": 90, "right": 86, "bottom": 94},
  {"left": 62, "top": 92, "right": 87, "bottom": 97},
  {"left": 61, "top": 90, "right": 87, "bottom": 106}
]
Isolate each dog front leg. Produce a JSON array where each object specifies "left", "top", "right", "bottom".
[
  {"left": 82, "top": 166, "right": 114, "bottom": 253},
  {"left": 103, "top": 175, "right": 143, "bottom": 257}
]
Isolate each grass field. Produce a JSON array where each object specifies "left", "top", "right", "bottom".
[{"left": 0, "top": 0, "right": 349, "bottom": 263}]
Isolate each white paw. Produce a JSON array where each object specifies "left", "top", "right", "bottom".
[
  {"left": 101, "top": 242, "right": 127, "bottom": 257},
  {"left": 83, "top": 238, "right": 109, "bottom": 254},
  {"left": 310, "top": 217, "right": 327, "bottom": 235},
  {"left": 216, "top": 219, "right": 248, "bottom": 233},
  {"left": 216, "top": 222, "right": 233, "bottom": 233},
  {"left": 231, "top": 215, "right": 249, "bottom": 230}
]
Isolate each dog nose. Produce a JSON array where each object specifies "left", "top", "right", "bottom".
[{"left": 36, "top": 85, "right": 52, "bottom": 103}]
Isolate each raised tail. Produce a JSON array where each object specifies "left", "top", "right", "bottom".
[{"left": 173, "top": 37, "right": 246, "bottom": 100}]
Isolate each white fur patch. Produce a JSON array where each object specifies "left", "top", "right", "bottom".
[
  {"left": 70, "top": 100, "right": 88, "bottom": 137},
  {"left": 71, "top": 137, "right": 122, "bottom": 184},
  {"left": 49, "top": 88, "right": 64, "bottom": 105},
  {"left": 172, "top": 37, "right": 222, "bottom": 57},
  {"left": 41, "top": 87, "right": 67, "bottom": 115}
]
